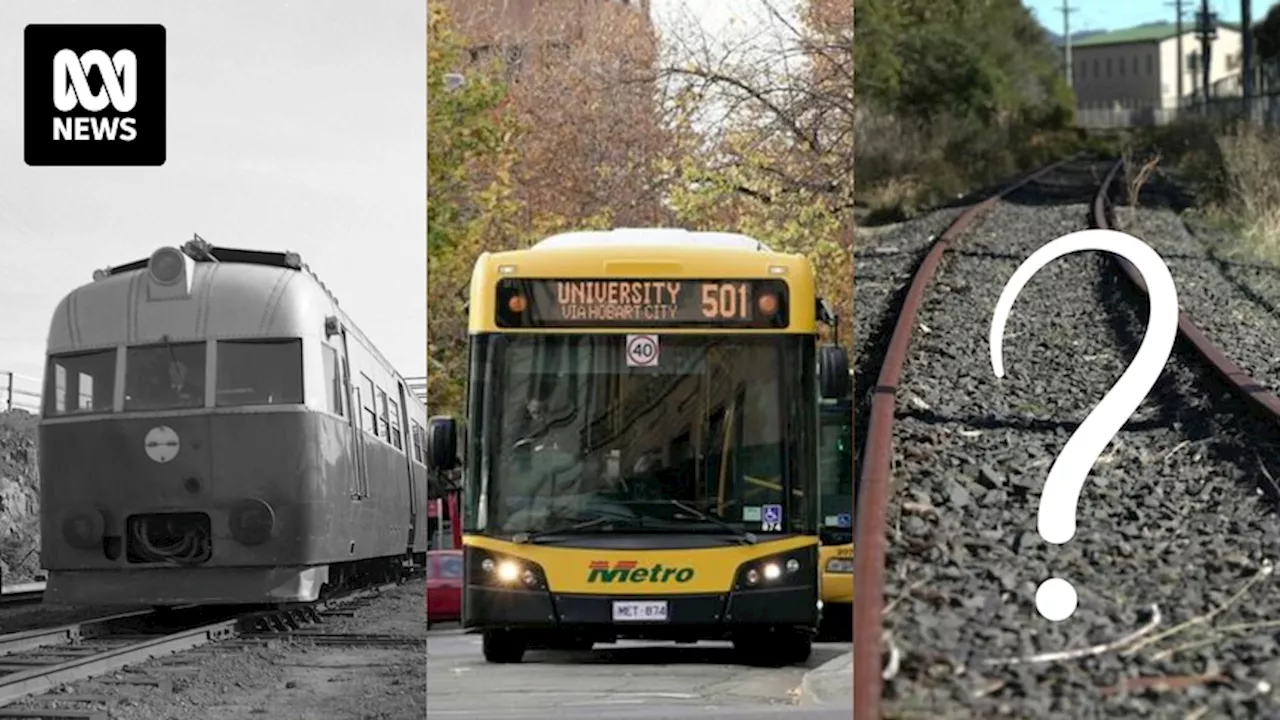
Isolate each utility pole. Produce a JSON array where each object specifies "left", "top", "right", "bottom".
[
  {"left": 1243, "top": 0, "right": 1255, "bottom": 107},
  {"left": 1167, "top": 0, "right": 1186, "bottom": 106},
  {"left": 1061, "top": 0, "right": 1078, "bottom": 86},
  {"left": 1196, "top": 0, "right": 1216, "bottom": 105}
]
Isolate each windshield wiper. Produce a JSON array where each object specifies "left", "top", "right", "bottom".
[
  {"left": 513, "top": 514, "right": 640, "bottom": 543},
  {"left": 665, "top": 500, "right": 757, "bottom": 544}
]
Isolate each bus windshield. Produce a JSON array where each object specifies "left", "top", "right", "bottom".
[
  {"left": 468, "top": 334, "right": 815, "bottom": 537},
  {"left": 818, "top": 402, "right": 853, "bottom": 544}
]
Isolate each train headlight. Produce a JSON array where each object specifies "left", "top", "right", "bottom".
[
  {"left": 62, "top": 511, "right": 104, "bottom": 550},
  {"left": 746, "top": 568, "right": 761, "bottom": 585},
  {"left": 785, "top": 558, "right": 801, "bottom": 573},
  {"left": 229, "top": 499, "right": 275, "bottom": 546},
  {"left": 762, "top": 562, "right": 782, "bottom": 581},
  {"left": 148, "top": 247, "right": 185, "bottom": 285},
  {"left": 481, "top": 558, "right": 495, "bottom": 573}
]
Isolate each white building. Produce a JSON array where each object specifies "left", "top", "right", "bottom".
[{"left": 1069, "top": 21, "right": 1244, "bottom": 127}]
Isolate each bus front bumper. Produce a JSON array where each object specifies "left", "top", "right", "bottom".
[
  {"left": 820, "top": 571, "right": 853, "bottom": 604},
  {"left": 463, "top": 584, "right": 819, "bottom": 640}
]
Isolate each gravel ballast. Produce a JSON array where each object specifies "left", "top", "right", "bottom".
[
  {"left": 1118, "top": 201, "right": 1280, "bottom": 402},
  {"left": 860, "top": 161, "right": 1280, "bottom": 719}
]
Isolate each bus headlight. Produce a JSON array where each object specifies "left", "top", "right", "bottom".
[
  {"left": 496, "top": 560, "right": 520, "bottom": 582},
  {"left": 474, "top": 552, "right": 548, "bottom": 590},
  {"left": 741, "top": 554, "right": 807, "bottom": 587}
]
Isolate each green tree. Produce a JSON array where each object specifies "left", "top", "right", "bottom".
[
  {"left": 426, "top": 3, "right": 521, "bottom": 415},
  {"left": 1256, "top": 3, "right": 1280, "bottom": 62},
  {"left": 853, "top": 0, "right": 1077, "bottom": 212},
  {"left": 427, "top": 3, "right": 516, "bottom": 256}
]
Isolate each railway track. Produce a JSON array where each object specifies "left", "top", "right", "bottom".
[
  {"left": 853, "top": 157, "right": 1280, "bottom": 719},
  {"left": 0, "top": 592, "right": 43, "bottom": 609},
  {"left": 0, "top": 576, "right": 418, "bottom": 711}
]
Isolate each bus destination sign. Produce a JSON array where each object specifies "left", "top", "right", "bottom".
[{"left": 495, "top": 278, "right": 789, "bottom": 328}]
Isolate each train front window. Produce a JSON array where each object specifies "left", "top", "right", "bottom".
[
  {"left": 216, "top": 339, "right": 304, "bottom": 407},
  {"left": 471, "top": 334, "right": 813, "bottom": 536},
  {"left": 124, "top": 341, "right": 206, "bottom": 411},
  {"left": 45, "top": 349, "right": 115, "bottom": 416}
]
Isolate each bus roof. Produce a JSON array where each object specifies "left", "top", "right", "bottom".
[
  {"left": 467, "top": 228, "right": 818, "bottom": 334},
  {"left": 532, "top": 229, "right": 774, "bottom": 252}
]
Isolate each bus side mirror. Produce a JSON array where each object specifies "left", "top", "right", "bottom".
[
  {"left": 426, "top": 415, "right": 459, "bottom": 472},
  {"left": 818, "top": 345, "right": 851, "bottom": 400}
]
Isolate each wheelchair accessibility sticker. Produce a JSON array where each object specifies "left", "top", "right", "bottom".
[{"left": 761, "top": 504, "right": 782, "bottom": 531}]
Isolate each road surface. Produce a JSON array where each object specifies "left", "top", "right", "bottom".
[{"left": 427, "top": 626, "right": 853, "bottom": 719}]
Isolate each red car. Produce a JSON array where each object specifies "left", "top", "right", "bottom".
[{"left": 426, "top": 549, "right": 462, "bottom": 627}]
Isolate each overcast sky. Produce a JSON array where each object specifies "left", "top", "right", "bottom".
[{"left": 0, "top": 0, "right": 425, "bottom": 402}]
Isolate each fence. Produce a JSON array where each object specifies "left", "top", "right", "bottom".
[
  {"left": 1, "top": 372, "right": 40, "bottom": 414},
  {"left": 1075, "top": 92, "right": 1280, "bottom": 130}
]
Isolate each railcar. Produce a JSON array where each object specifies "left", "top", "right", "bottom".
[{"left": 39, "top": 238, "right": 428, "bottom": 606}]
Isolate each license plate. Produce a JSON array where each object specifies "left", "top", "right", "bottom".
[{"left": 612, "top": 600, "right": 668, "bottom": 622}]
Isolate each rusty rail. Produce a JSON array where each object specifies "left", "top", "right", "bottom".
[
  {"left": 851, "top": 157, "right": 1078, "bottom": 719},
  {"left": 852, "top": 156, "right": 1280, "bottom": 717},
  {"left": 1092, "top": 159, "right": 1280, "bottom": 420}
]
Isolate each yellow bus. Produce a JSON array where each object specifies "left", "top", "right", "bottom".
[
  {"left": 817, "top": 395, "right": 853, "bottom": 637},
  {"left": 426, "top": 228, "right": 850, "bottom": 667}
]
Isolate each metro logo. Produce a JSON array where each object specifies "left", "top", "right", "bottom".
[{"left": 587, "top": 560, "right": 695, "bottom": 584}]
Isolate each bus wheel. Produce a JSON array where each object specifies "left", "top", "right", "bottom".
[
  {"left": 786, "top": 634, "right": 813, "bottom": 664},
  {"left": 482, "top": 630, "right": 527, "bottom": 663}
]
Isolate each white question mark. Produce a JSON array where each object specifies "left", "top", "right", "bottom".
[{"left": 989, "top": 229, "right": 1179, "bottom": 622}]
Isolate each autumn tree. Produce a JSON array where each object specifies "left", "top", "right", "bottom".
[
  {"left": 657, "top": 0, "right": 855, "bottom": 335},
  {"left": 427, "top": 3, "right": 520, "bottom": 415},
  {"left": 441, "top": 0, "right": 674, "bottom": 237},
  {"left": 428, "top": 1, "right": 674, "bottom": 413}
]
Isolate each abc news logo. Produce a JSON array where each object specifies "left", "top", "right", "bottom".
[
  {"left": 24, "top": 24, "right": 166, "bottom": 166},
  {"left": 54, "top": 49, "right": 139, "bottom": 142}
]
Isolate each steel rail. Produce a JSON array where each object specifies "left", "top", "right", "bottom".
[
  {"left": 851, "top": 156, "right": 1080, "bottom": 719},
  {"left": 0, "top": 581, "right": 403, "bottom": 707},
  {"left": 1091, "top": 159, "right": 1280, "bottom": 420},
  {"left": 0, "top": 593, "right": 42, "bottom": 609},
  {"left": 852, "top": 155, "right": 1280, "bottom": 718}
]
